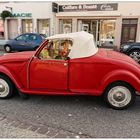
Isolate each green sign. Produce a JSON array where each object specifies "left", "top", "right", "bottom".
[
  {"left": 0, "top": 13, "right": 32, "bottom": 17},
  {"left": 12, "top": 13, "right": 32, "bottom": 17}
]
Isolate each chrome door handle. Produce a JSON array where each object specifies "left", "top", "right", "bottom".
[{"left": 64, "top": 63, "right": 67, "bottom": 66}]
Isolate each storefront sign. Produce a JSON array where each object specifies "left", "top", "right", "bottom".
[
  {"left": 59, "top": 3, "right": 118, "bottom": 12},
  {"left": 12, "top": 13, "right": 32, "bottom": 17},
  {"left": 0, "top": 13, "right": 32, "bottom": 18}
]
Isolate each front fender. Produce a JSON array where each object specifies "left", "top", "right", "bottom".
[
  {"left": 0, "top": 65, "right": 23, "bottom": 89},
  {"left": 100, "top": 70, "right": 140, "bottom": 93}
]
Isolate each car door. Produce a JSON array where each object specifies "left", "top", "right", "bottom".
[
  {"left": 29, "top": 40, "right": 69, "bottom": 91},
  {"left": 27, "top": 34, "right": 39, "bottom": 50},
  {"left": 13, "top": 34, "right": 30, "bottom": 50}
]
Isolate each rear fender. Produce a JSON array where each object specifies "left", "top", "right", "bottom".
[{"left": 100, "top": 70, "right": 140, "bottom": 93}]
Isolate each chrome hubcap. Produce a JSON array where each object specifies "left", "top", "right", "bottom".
[
  {"left": 0, "top": 84, "right": 6, "bottom": 92},
  {"left": 5, "top": 46, "right": 10, "bottom": 52},
  {"left": 0, "top": 79, "right": 9, "bottom": 97},
  {"left": 129, "top": 51, "right": 140, "bottom": 62},
  {"left": 108, "top": 86, "right": 131, "bottom": 108}
]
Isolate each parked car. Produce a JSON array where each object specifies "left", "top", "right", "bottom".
[
  {"left": 120, "top": 42, "right": 140, "bottom": 63},
  {"left": 0, "top": 31, "right": 140, "bottom": 110},
  {"left": 4, "top": 33, "right": 45, "bottom": 53}
]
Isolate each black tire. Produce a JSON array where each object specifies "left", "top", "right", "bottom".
[
  {"left": 4, "top": 45, "right": 12, "bottom": 53},
  {"left": 18, "top": 90, "right": 30, "bottom": 100},
  {"left": 128, "top": 49, "right": 140, "bottom": 63},
  {"left": 0, "top": 75, "right": 14, "bottom": 99},
  {"left": 104, "top": 82, "right": 136, "bottom": 110}
]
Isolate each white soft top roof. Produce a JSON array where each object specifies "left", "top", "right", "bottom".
[{"left": 47, "top": 31, "right": 98, "bottom": 59}]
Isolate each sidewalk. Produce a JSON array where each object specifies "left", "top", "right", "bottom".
[
  {"left": 0, "top": 112, "right": 85, "bottom": 138},
  {"left": 0, "top": 40, "right": 8, "bottom": 45},
  {"left": 0, "top": 40, "right": 7, "bottom": 51}
]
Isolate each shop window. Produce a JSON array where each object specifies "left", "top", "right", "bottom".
[
  {"left": 22, "top": 19, "right": 33, "bottom": 33},
  {"left": 0, "top": 20, "right": 4, "bottom": 39},
  {"left": 77, "top": 19, "right": 98, "bottom": 42},
  {"left": 37, "top": 19, "right": 50, "bottom": 37},
  {"left": 99, "top": 20, "right": 116, "bottom": 47},
  {"left": 59, "top": 19, "right": 72, "bottom": 34},
  {"left": 39, "top": 39, "right": 73, "bottom": 60}
]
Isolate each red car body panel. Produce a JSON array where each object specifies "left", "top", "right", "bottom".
[
  {"left": 0, "top": 41, "right": 140, "bottom": 96},
  {"left": 29, "top": 59, "right": 68, "bottom": 90}
]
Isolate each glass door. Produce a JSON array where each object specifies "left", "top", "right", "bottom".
[
  {"left": 77, "top": 19, "right": 98, "bottom": 43},
  {"left": 121, "top": 19, "right": 138, "bottom": 44},
  {"left": 121, "top": 25, "right": 137, "bottom": 44}
]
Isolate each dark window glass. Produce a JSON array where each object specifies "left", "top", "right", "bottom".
[
  {"left": 29, "top": 35, "right": 37, "bottom": 41},
  {"left": 16, "top": 34, "right": 29, "bottom": 41}
]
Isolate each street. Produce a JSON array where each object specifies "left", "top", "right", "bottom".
[{"left": 0, "top": 94, "right": 140, "bottom": 138}]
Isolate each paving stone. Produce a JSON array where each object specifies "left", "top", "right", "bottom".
[
  {"left": 11, "top": 121, "right": 21, "bottom": 127},
  {"left": 55, "top": 130, "right": 71, "bottom": 138},
  {"left": 54, "top": 133, "right": 68, "bottom": 138},
  {"left": 37, "top": 127, "right": 49, "bottom": 135},
  {"left": 28, "top": 125, "right": 39, "bottom": 132},
  {"left": 18, "top": 123, "right": 31, "bottom": 129},
  {"left": 0, "top": 114, "right": 5, "bottom": 121},
  {"left": 4, "top": 118, "right": 14, "bottom": 124},
  {"left": 46, "top": 128, "right": 59, "bottom": 138}
]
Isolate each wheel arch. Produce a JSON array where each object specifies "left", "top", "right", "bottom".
[
  {"left": 0, "top": 66, "right": 23, "bottom": 89},
  {"left": 100, "top": 70, "right": 140, "bottom": 94},
  {"left": 4, "top": 44, "right": 11, "bottom": 48},
  {"left": 103, "top": 80, "right": 136, "bottom": 95}
]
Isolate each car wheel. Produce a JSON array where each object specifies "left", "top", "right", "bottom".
[
  {"left": 0, "top": 75, "right": 14, "bottom": 99},
  {"left": 104, "top": 82, "right": 136, "bottom": 110},
  {"left": 4, "top": 45, "right": 12, "bottom": 53},
  {"left": 128, "top": 50, "right": 140, "bottom": 62}
]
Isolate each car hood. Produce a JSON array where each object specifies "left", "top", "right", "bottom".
[{"left": 0, "top": 51, "right": 35, "bottom": 64}]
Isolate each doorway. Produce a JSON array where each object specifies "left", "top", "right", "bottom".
[
  {"left": 7, "top": 19, "right": 18, "bottom": 39},
  {"left": 121, "top": 19, "right": 138, "bottom": 44}
]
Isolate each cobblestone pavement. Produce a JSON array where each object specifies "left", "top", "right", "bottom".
[
  {"left": 0, "top": 112, "right": 88, "bottom": 138},
  {"left": 0, "top": 95, "right": 140, "bottom": 138}
]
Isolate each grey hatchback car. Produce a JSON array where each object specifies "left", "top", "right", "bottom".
[{"left": 4, "top": 33, "right": 46, "bottom": 53}]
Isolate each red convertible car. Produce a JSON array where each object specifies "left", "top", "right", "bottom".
[{"left": 0, "top": 31, "right": 140, "bottom": 110}]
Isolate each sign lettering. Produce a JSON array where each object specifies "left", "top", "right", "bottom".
[{"left": 59, "top": 3, "right": 118, "bottom": 12}]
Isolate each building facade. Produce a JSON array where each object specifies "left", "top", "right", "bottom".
[
  {"left": 56, "top": 2, "right": 140, "bottom": 49},
  {"left": 0, "top": 2, "right": 56, "bottom": 40},
  {"left": 0, "top": 2, "right": 140, "bottom": 49}
]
